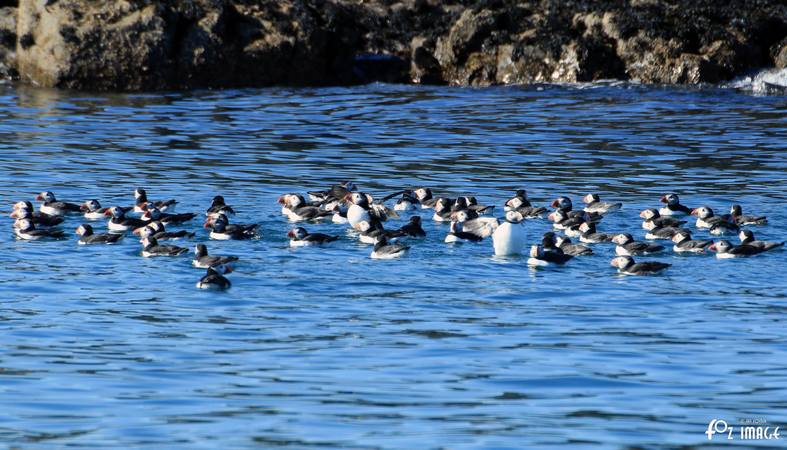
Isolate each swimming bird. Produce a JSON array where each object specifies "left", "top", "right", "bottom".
[
  {"left": 640, "top": 208, "right": 687, "bottom": 230},
  {"left": 134, "top": 188, "right": 177, "bottom": 213},
  {"left": 610, "top": 256, "right": 670, "bottom": 275},
  {"left": 527, "top": 244, "right": 572, "bottom": 266},
  {"left": 10, "top": 205, "right": 64, "bottom": 228},
  {"left": 196, "top": 266, "right": 232, "bottom": 290},
  {"left": 451, "top": 209, "right": 498, "bottom": 238},
  {"left": 36, "top": 191, "right": 82, "bottom": 216},
  {"left": 738, "top": 230, "right": 784, "bottom": 252},
  {"left": 555, "top": 236, "right": 593, "bottom": 256},
  {"left": 205, "top": 215, "right": 258, "bottom": 240},
  {"left": 465, "top": 196, "right": 495, "bottom": 215},
  {"left": 578, "top": 222, "right": 613, "bottom": 243},
  {"left": 548, "top": 209, "right": 587, "bottom": 231},
  {"left": 444, "top": 221, "right": 483, "bottom": 243},
  {"left": 492, "top": 214, "right": 527, "bottom": 256},
  {"left": 371, "top": 236, "right": 410, "bottom": 259},
  {"left": 80, "top": 199, "right": 127, "bottom": 220},
  {"left": 14, "top": 219, "right": 66, "bottom": 240},
  {"left": 206, "top": 195, "right": 236, "bottom": 218},
  {"left": 134, "top": 221, "right": 195, "bottom": 241},
  {"left": 192, "top": 244, "right": 239, "bottom": 268},
  {"left": 414, "top": 188, "right": 438, "bottom": 209},
  {"left": 504, "top": 189, "right": 531, "bottom": 211},
  {"left": 659, "top": 193, "right": 692, "bottom": 216},
  {"left": 140, "top": 236, "right": 188, "bottom": 257},
  {"left": 75, "top": 224, "right": 123, "bottom": 245},
  {"left": 644, "top": 225, "right": 690, "bottom": 240},
  {"left": 307, "top": 181, "right": 356, "bottom": 203},
  {"left": 730, "top": 205, "right": 767, "bottom": 225},
  {"left": 345, "top": 192, "right": 397, "bottom": 229},
  {"left": 141, "top": 206, "right": 196, "bottom": 225},
  {"left": 671, "top": 231, "right": 712, "bottom": 253},
  {"left": 708, "top": 240, "right": 767, "bottom": 258},
  {"left": 105, "top": 206, "right": 147, "bottom": 232},
  {"left": 691, "top": 206, "right": 732, "bottom": 229},
  {"left": 551, "top": 196, "right": 602, "bottom": 222},
  {"left": 612, "top": 233, "right": 664, "bottom": 256},
  {"left": 431, "top": 197, "right": 455, "bottom": 222},
  {"left": 582, "top": 194, "right": 622, "bottom": 214},
  {"left": 398, "top": 216, "right": 426, "bottom": 238},
  {"left": 287, "top": 226, "right": 339, "bottom": 246}
]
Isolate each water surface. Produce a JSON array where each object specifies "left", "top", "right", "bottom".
[{"left": 1, "top": 82, "right": 786, "bottom": 448}]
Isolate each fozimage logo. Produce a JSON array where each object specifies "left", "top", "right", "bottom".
[{"left": 706, "top": 418, "right": 781, "bottom": 441}]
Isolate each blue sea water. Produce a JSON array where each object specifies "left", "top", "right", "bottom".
[{"left": 0, "top": 81, "right": 786, "bottom": 448}]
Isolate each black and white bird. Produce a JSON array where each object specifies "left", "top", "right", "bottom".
[
  {"left": 75, "top": 224, "right": 123, "bottom": 245},
  {"left": 205, "top": 215, "right": 258, "bottom": 240},
  {"left": 612, "top": 233, "right": 664, "bottom": 256},
  {"left": 80, "top": 199, "right": 122, "bottom": 220},
  {"left": 527, "top": 244, "right": 572, "bottom": 267},
  {"left": 192, "top": 244, "right": 239, "bottom": 268},
  {"left": 730, "top": 205, "right": 767, "bottom": 226},
  {"left": 659, "top": 193, "right": 692, "bottom": 216},
  {"left": 14, "top": 219, "right": 66, "bottom": 240},
  {"left": 708, "top": 240, "right": 767, "bottom": 259},
  {"left": 134, "top": 188, "right": 177, "bottom": 213},
  {"left": 134, "top": 221, "right": 195, "bottom": 241},
  {"left": 738, "top": 230, "right": 784, "bottom": 252},
  {"left": 578, "top": 222, "right": 613, "bottom": 243},
  {"left": 140, "top": 236, "right": 189, "bottom": 257},
  {"left": 414, "top": 188, "right": 438, "bottom": 209},
  {"left": 287, "top": 227, "right": 339, "bottom": 246},
  {"left": 644, "top": 225, "right": 690, "bottom": 240},
  {"left": 206, "top": 195, "right": 236, "bottom": 218},
  {"left": 370, "top": 236, "right": 410, "bottom": 259},
  {"left": 36, "top": 191, "right": 82, "bottom": 216},
  {"left": 105, "top": 206, "right": 147, "bottom": 232},
  {"left": 555, "top": 236, "right": 593, "bottom": 256},
  {"left": 307, "top": 181, "right": 356, "bottom": 203},
  {"left": 11, "top": 205, "right": 64, "bottom": 228},
  {"left": 444, "top": 221, "right": 484, "bottom": 243},
  {"left": 610, "top": 256, "right": 670, "bottom": 275},
  {"left": 640, "top": 208, "right": 687, "bottom": 230},
  {"left": 141, "top": 205, "right": 196, "bottom": 225},
  {"left": 196, "top": 266, "right": 232, "bottom": 290},
  {"left": 582, "top": 193, "right": 621, "bottom": 214},
  {"left": 671, "top": 231, "right": 712, "bottom": 253},
  {"left": 398, "top": 216, "right": 426, "bottom": 238}
]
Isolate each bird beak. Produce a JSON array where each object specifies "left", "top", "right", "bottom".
[
  {"left": 224, "top": 265, "right": 233, "bottom": 274},
  {"left": 9, "top": 211, "right": 19, "bottom": 218},
  {"left": 550, "top": 199, "right": 559, "bottom": 208},
  {"left": 659, "top": 195, "right": 667, "bottom": 203},
  {"left": 690, "top": 208, "right": 698, "bottom": 216},
  {"left": 80, "top": 204, "right": 88, "bottom": 211},
  {"left": 203, "top": 221, "right": 211, "bottom": 229},
  {"left": 708, "top": 243, "right": 717, "bottom": 252},
  {"left": 104, "top": 210, "right": 112, "bottom": 217},
  {"left": 287, "top": 230, "right": 295, "bottom": 238},
  {"left": 277, "top": 195, "right": 285, "bottom": 205},
  {"left": 638, "top": 210, "right": 647, "bottom": 218},
  {"left": 35, "top": 194, "right": 43, "bottom": 201}
]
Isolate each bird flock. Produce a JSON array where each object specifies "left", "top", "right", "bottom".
[{"left": 9, "top": 184, "right": 784, "bottom": 289}]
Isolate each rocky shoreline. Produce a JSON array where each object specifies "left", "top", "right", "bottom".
[{"left": 1, "top": 0, "right": 785, "bottom": 90}]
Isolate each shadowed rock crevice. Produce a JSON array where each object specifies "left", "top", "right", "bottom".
[{"left": 3, "top": 0, "right": 786, "bottom": 90}]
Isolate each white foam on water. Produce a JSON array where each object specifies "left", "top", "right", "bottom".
[{"left": 726, "top": 67, "right": 787, "bottom": 95}]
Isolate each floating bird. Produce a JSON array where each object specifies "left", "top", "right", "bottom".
[
  {"left": 75, "top": 224, "right": 123, "bottom": 245},
  {"left": 205, "top": 214, "right": 258, "bottom": 240},
  {"left": 36, "top": 191, "right": 82, "bottom": 216},
  {"left": 492, "top": 214, "right": 527, "bottom": 256},
  {"left": 134, "top": 221, "right": 195, "bottom": 241},
  {"left": 527, "top": 244, "right": 572, "bottom": 266},
  {"left": 555, "top": 236, "right": 593, "bottom": 256},
  {"left": 644, "top": 225, "right": 690, "bottom": 240},
  {"left": 659, "top": 193, "right": 692, "bottom": 216},
  {"left": 196, "top": 265, "right": 232, "bottom": 290},
  {"left": 414, "top": 188, "right": 438, "bottom": 209},
  {"left": 287, "top": 226, "right": 339, "bottom": 247},
  {"left": 708, "top": 240, "right": 767, "bottom": 258},
  {"left": 612, "top": 233, "right": 664, "bottom": 256},
  {"left": 307, "top": 181, "right": 356, "bottom": 203},
  {"left": 578, "top": 222, "right": 613, "bottom": 243},
  {"left": 134, "top": 188, "right": 177, "bottom": 213},
  {"left": 398, "top": 216, "right": 426, "bottom": 238},
  {"left": 610, "top": 256, "right": 670, "bottom": 275},
  {"left": 14, "top": 219, "right": 66, "bottom": 240},
  {"left": 444, "top": 221, "right": 483, "bottom": 243},
  {"left": 11, "top": 205, "right": 64, "bottom": 228},
  {"left": 206, "top": 195, "right": 236, "bottom": 218},
  {"left": 738, "top": 230, "right": 784, "bottom": 252},
  {"left": 105, "top": 206, "right": 147, "bottom": 232},
  {"left": 671, "top": 231, "right": 712, "bottom": 253},
  {"left": 193, "top": 244, "right": 239, "bottom": 268},
  {"left": 582, "top": 194, "right": 621, "bottom": 214},
  {"left": 140, "top": 236, "right": 188, "bottom": 257},
  {"left": 640, "top": 208, "right": 687, "bottom": 230},
  {"left": 371, "top": 236, "right": 410, "bottom": 259},
  {"left": 730, "top": 205, "right": 767, "bottom": 226}
]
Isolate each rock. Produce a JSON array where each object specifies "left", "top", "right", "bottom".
[
  {"left": 0, "top": 6, "right": 15, "bottom": 80},
  {"left": 772, "top": 37, "right": 787, "bottom": 68}
]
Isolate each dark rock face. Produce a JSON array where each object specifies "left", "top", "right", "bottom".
[{"left": 9, "top": 0, "right": 787, "bottom": 90}]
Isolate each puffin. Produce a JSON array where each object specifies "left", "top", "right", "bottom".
[
  {"left": 206, "top": 195, "right": 236, "bottom": 218},
  {"left": 75, "top": 224, "right": 123, "bottom": 245},
  {"left": 36, "top": 191, "right": 82, "bottom": 216},
  {"left": 492, "top": 214, "right": 527, "bottom": 256},
  {"left": 371, "top": 236, "right": 410, "bottom": 259},
  {"left": 671, "top": 231, "right": 712, "bottom": 253},
  {"left": 504, "top": 189, "right": 531, "bottom": 211},
  {"left": 640, "top": 208, "right": 687, "bottom": 230},
  {"left": 287, "top": 227, "right": 339, "bottom": 247},
  {"left": 645, "top": 225, "right": 690, "bottom": 240},
  {"left": 134, "top": 221, "right": 195, "bottom": 241},
  {"left": 548, "top": 209, "right": 587, "bottom": 231},
  {"left": 610, "top": 256, "right": 670, "bottom": 275},
  {"left": 345, "top": 192, "right": 395, "bottom": 229},
  {"left": 578, "top": 222, "right": 613, "bottom": 243},
  {"left": 612, "top": 233, "right": 665, "bottom": 256},
  {"left": 659, "top": 193, "right": 692, "bottom": 216},
  {"left": 393, "top": 190, "right": 419, "bottom": 211},
  {"left": 398, "top": 216, "right": 426, "bottom": 238},
  {"left": 444, "top": 221, "right": 484, "bottom": 243},
  {"left": 708, "top": 240, "right": 767, "bottom": 258},
  {"left": 140, "top": 236, "right": 189, "bottom": 257},
  {"left": 555, "top": 236, "right": 593, "bottom": 256},
  {"left": 582, "top": 194, "right": 622, "bottom": 214},
  {"left": 450, "top": 209, "right": 498, "bottom": 238},
  {"left": 81, "top": 199, "right": 128, "bottom": 220},
  {"left": 141, "top": 206, "right": 196, "bottom": 225},
  {"left": 307, "top": 181, "right": 356, "bottom": 203},
  {"left": 738, "top": 230, "right": 784, "bottom": 252},
  {"left": 527, "top": 244, "right": 572, "bottom": 266},
  {"left": 465, "top": 196, "right": 495, "bottom": 215},
  {"left": 192, "top": 244, "right": 239, "bottom": 268},
  {"left": 431, "top": 197, "right": 455, "bottom": 222},
  {"left": 205, "top": 215, "right": 258, "bottom": 240},
  {"left": 505, "top": 204, "right": 547, "bottom": 220},
  {"left": 105, "top": 206, "right": 147, "bottom": 232},
  {"left": 551, "top": 196, "right": 602, "bottom": 222},
  {"left": 14, "top": 219, "right": 66, "bottom": 240},
  {"left": 691, "top": 206, "right": 732, "bottom": 229},
  {"left": 414, "top": 188, "right": 438, "bottom": 209},
  {"left": 10, "top": 205, "right": 64, "bottom": 228},
  {"left": 357, "top": 220, "right": 404, "bottom": 245},
  {"left": 134, "top": 188, "right": 177, "bottom": 213},
  {"left": 196, "top": 265, "right": 232, "bottom": 290},
  {"left": 730, "top": 205, "right": 767, "bottom": 225}
]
